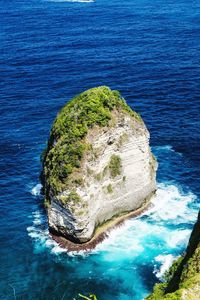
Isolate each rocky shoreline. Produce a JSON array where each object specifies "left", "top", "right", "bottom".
[{"left": 50, "top": 196, "right": 155, "bottom": 252}]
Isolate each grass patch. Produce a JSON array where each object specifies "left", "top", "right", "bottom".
[
  {"left": 107, "top": 184, "right": 113, "bottom": 193},
  {"left": 95, "top": 173, "right": 102, "bottom": 181},
  {"left": 60, "top": 191, "right": 81, "bottom": 205},
  {"left": 117, "top": 132, "right": 128, "bottom": 148},
  {"left": 72, "top": 177, "right": 84, "bottom": 186},
  {"left": 109, "top": 154, "right": 122, "bottom": 178}
]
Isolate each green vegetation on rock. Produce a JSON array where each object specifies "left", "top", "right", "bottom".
[
  {"left": 109, "top": 154, "right": 122, "bottom": 178},
  {"left": 95, "top": 173, "right": 102, "bottom": 181},
  {"left": 146, "top": 212, "right": 200, "bottom": 300},
  {"left": 41, "top": 86, "right": 142, "bottom": 202},
  {"left": 107, "top": 184, "right": 113, "bottom": 193},
  {"left": 117, "top": 132, "right": 129, "bottom": 148},
  {"left": 60, "top": 190, "right": 81, "bottom": 205},
  {"left": 72, "top": 176, "right": 85, "bottom": 187}
]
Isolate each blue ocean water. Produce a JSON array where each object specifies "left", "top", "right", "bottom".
[{"left": 0, "top": 0, "right": 200, "bottom": 299}]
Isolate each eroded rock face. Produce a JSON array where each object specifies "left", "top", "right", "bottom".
[{"left": 42, "top": 86, "right": 157, "bottom": 243}]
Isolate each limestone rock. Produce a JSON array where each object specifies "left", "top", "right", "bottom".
[{"left": 41, "top": 86, "right": 157, "bottom": 243}]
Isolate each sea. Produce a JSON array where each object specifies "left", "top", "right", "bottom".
[{"left": 0, "top": 0, "right": 200, "bottom": 299}]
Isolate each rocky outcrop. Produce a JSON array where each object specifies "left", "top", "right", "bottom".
[
  {"left": 41, "top": 86, "right": 157, "bottom": 244},
  {"left": 146, "top": 211, "right": 200, "bottom": 300}
]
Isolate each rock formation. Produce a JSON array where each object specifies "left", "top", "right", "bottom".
[
  {"left": 146, "top": 211, "right": 200, "bottom": 300},
  {"left": 41, "top": 86, "right": 157, "bottom": 244}
]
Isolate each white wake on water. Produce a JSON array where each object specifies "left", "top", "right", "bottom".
[{"left": 47, "top": 0, "right": 95, "bottom": 3}]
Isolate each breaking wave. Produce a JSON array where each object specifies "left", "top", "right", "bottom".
[
  {"left": 153, "top": 254, "right": 177, "bottom": 279},
  {"left": 28, "top": 144, "right": 198, "bottom": 284},
  {"left": 27, "top": 210, "right": 67, "bottom": 255},
  {"left": 31, "top": 183, "right": 42, "bottom": 196},
  {"left": 147, "top": 183, "right": 197, "bottom": 224},
  {"left": 28, "top": 182, "right": 198, "bottom": 259}
]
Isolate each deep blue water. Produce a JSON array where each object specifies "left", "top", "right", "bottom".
[{"left": 0, "top": 0, "right": 200, "bottom": 299}]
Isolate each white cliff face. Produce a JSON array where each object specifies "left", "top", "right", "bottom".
[{"left": 48, "top": 110, "right": 157, "bottom": 243}]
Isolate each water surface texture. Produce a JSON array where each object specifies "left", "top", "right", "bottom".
[{"left": 0, "top": 0, "right": 200, "bottom": 299}]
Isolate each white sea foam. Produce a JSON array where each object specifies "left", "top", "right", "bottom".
[
  {"left": 95, "top": 219, "right": 144, "bottom": 257},
  {"left": 153, "top": 144, "right": 182, "bottom": 156},
  {"left": 31, "top": 184, "right": 42, "bottom": 196},
  {"left": 67, "top": 249, "right": 90, "bottom": 257},
  {"left": 51, "top": 244, "right": 67, "bottom": 254},
  {"left": 28, "top": 144, "right": 198, "bottom": 261},
  {"left": 166, "top": 229, "right": 191, "bottom": 248},
  {"left": 154, "top": 145, "right": 174, "bottom": 152},
  {"left": 27, "top": 180, "right": 198, "bottom": 258},
  {"left": 48, "top": 0, "right": 94, "bottom": 3},
  {"left": 27, "top": 210, "right": 67, "bottom": 255},
  {"left": 146, "top": 183, "right": 197, "bottom": 223},
  {"left": 92, "top": 182, "right": 198, "bottom": 261},
  {"left": 154, "top": 254, "right": 177, "bottom": 279},
  {"left": 27, "top": 181, "right": 198, "bottom": 259}
]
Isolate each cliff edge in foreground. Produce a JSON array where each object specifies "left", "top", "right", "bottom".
[
  {"left": 41, "top": 86, "right": 157, "bottom": 244},
  {"left": 147, "top": 211, "right": 200, "bottom": 300}
]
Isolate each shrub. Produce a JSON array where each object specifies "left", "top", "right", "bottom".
[
  {"left": 60, "top": 191, "right": 81, "bottom": 205},
  {"left": 73, "top": 177, "right": 84, "bottom": 186},
  {"left": 107, "top": 184, "right": 113, "bottom": 193},
  {"left": 109, "top": 154, "right": 122, "bottom": 178},
  {"left": 117, "top": 133, "right": 128, "bottom": 148},
  {"left": 95, "top": 173, "right": 102, "bottom": 181}
]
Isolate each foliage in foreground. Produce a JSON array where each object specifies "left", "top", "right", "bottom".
[{"left": 73, "top": 293, "right": 97, "bottom": 300}]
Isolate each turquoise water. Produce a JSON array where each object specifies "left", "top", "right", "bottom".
[
  {"left": 0, "top": 0, "right": 200, "bottom": 299},
  {"left": 27, "top": 145, "right": 199, "bottom": 300}
]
